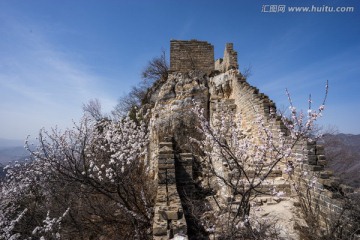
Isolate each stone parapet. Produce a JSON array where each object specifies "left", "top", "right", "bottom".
[
  {"left": 153, "top": 140, "right": 188, "bottom": 239},
  {"left": 215, "top": 43, "right": 238, "bottom": 73}
]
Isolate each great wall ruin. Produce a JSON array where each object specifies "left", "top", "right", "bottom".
[{"left": 147, "top": 40, "right": 356, "bottom": 239}]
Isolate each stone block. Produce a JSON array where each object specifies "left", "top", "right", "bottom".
[
  {"left": 340, "top": 184, "right": 354, "bottom": 193},
  {"left": 317, "top": 160, "right": 327, "bottom": 166},
  {"left": 153, "top": 222, "right": 168, "bottom": 236},
  {"left": 159, "top": 146, "right": 173, "bottom": 154},
  {"left": 319, "top": 178, "right": 340, "bottom": 188},
  {"left": 160, "top": 209, "right": 182, "bottom": 220},
  {"left": 167, "top": 184, "right": 178, "bottom": 192},
  {"left": 167, "top": 175, "right": 177, "bottom": 184},
  {"left": 172, "top": 219, "right": 187, "bottom": 236},
  {"left": 178, "top": 157, "right": 192, "bottom": 164},
  {"left": 158, "top": 159, "right": 175, "bottom": 168},
  {"left": 158, "top": 163, "right": 175, "bottom": 170},
  {"left": 158, "top": 171, "right": 167, "bottom": 184},
  {"left": 179, "top": 153, "right": 192, "bottom": 158},
  {"left": 316, "top": 145, "right": 325, "bottom": 155},
  {"left": 168, "top": 194, "right": 181, "bottom": 204},
  {"left": 319, "top": 170, "right": 333, "bottom": 179},
  {"left": 167, "top": 168, "right": 176, "bottom": 177},
  {"left": 305, "top": 165, "right": 324, "bottom": 171},
  {"left": 158, "top": 154, "right": 175, "bottom": 160},
  {"left": 153, "top": 237, "right": 168, "bottom": 240},
  {"left": 307, "top": 155, "right": 318, "bottom": 165},
  {"left": 159, "top": 141, "right": 173, "bottom": 147},
  {"left": 157, "top": 195, "right": 167, "bottom": 203}
]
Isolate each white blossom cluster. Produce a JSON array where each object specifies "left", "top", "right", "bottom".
[
  {"left": 284, "top": 81, "right": 328, "bottom": 142},
  {"left": 189, "top": 81, "right": 328, "bottom": 237},
  {"left": 191, "top": 102, "right": 294, "bottom": 196},
  {"left": 32, "top": 209, "right": 70, "bottom": 239},
  {"left": 83, "top": 117, "right": 148, "bottom": 183},
  {"left": 0, "top": 115, "right": 151, "bottom": 239}
]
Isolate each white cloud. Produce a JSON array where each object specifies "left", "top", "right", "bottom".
[{"left": 0, "top": 14, "right": 117, "bottom": 139}]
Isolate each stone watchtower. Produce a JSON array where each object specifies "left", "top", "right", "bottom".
[
  {"left": 170, "top": 39, "right": 238, "bottom": 75},
  {"left": 170, "top": 40, "right": 215, "bottom": 74}
]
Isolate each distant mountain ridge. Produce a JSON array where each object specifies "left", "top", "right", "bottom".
[
  {"left": 0, "top": 138, "right": 30, "bottom": 178},
  {"left": 0, "top": 138, "right": 24, "bottom": 150},
  {"left": 0, "top": 146, "right": 29, "bottom": 164},
  {"left": 0, "top": 135, "right": 359, "bottom": 187},
  {"left": 329, "top": 133, "right": 360, "bottom": 151},
  {"left": 0, "top": 138, "right": 30, "bottom": 164},
  {"left": 323, "top": 133, "right": 360, "bottom": 188}
]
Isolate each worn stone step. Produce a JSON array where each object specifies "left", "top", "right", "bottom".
[
  {"left": 179, "top": 153, "right": 192, "bottom": 158},
  {"left": 159, "top": 145, "right": 173, "bottom": 154},
  {"left": 231, "top": 178, "right": 291, "bottom": 196}
]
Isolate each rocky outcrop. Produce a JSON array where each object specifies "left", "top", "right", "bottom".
[
  {"left": 147, "top": 40, "right": 354, "bottom": 239},
  {"left": 148, "top": 71, "right": 209, "bottom": 172}
]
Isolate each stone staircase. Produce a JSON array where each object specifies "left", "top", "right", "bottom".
[{"left": 152, "top": 141, "right": 188, "bottom": 239}]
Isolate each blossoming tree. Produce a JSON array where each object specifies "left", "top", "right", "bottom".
[
  {"left": 189, "top": 82, "right": 328, "bottom": 239},
  {"left": 0, "top": 116, "right": 154, "bottom": 239}
]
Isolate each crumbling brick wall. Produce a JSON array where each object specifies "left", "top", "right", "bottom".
[
  {"left": 291, "top": 140, "right": 354, "bottom": 228},
  {"left": 152, "top": 40, "right": 355, "bottom": 239},
  {"left": 215, "top": 43, "right": 238, "bottom": 73},
  {"left": 170, "top": 40, "right": 214, "bottom": 74},
  {"left": 212, "top": 69, "right": 353, "bottom": 230}
]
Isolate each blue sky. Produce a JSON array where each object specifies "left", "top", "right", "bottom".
[{"left": 0, "top": 0, "right": 359, "bottom": 140}]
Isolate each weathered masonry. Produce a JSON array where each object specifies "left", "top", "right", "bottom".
[
  {"left": 170, "top": 40, "right": 214, "bottom": 74},
  {"left": 152, "top": 140, "right": 188, "bottom": 239},
  {"left": 169, "top": 40, "right": 239, "bottom": 75},
  {"left": 215, "top": 43, "right": 238, "bottom": 72},
  {"left": 150, "top": 39, "right": 354, "bottom": 239}
]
